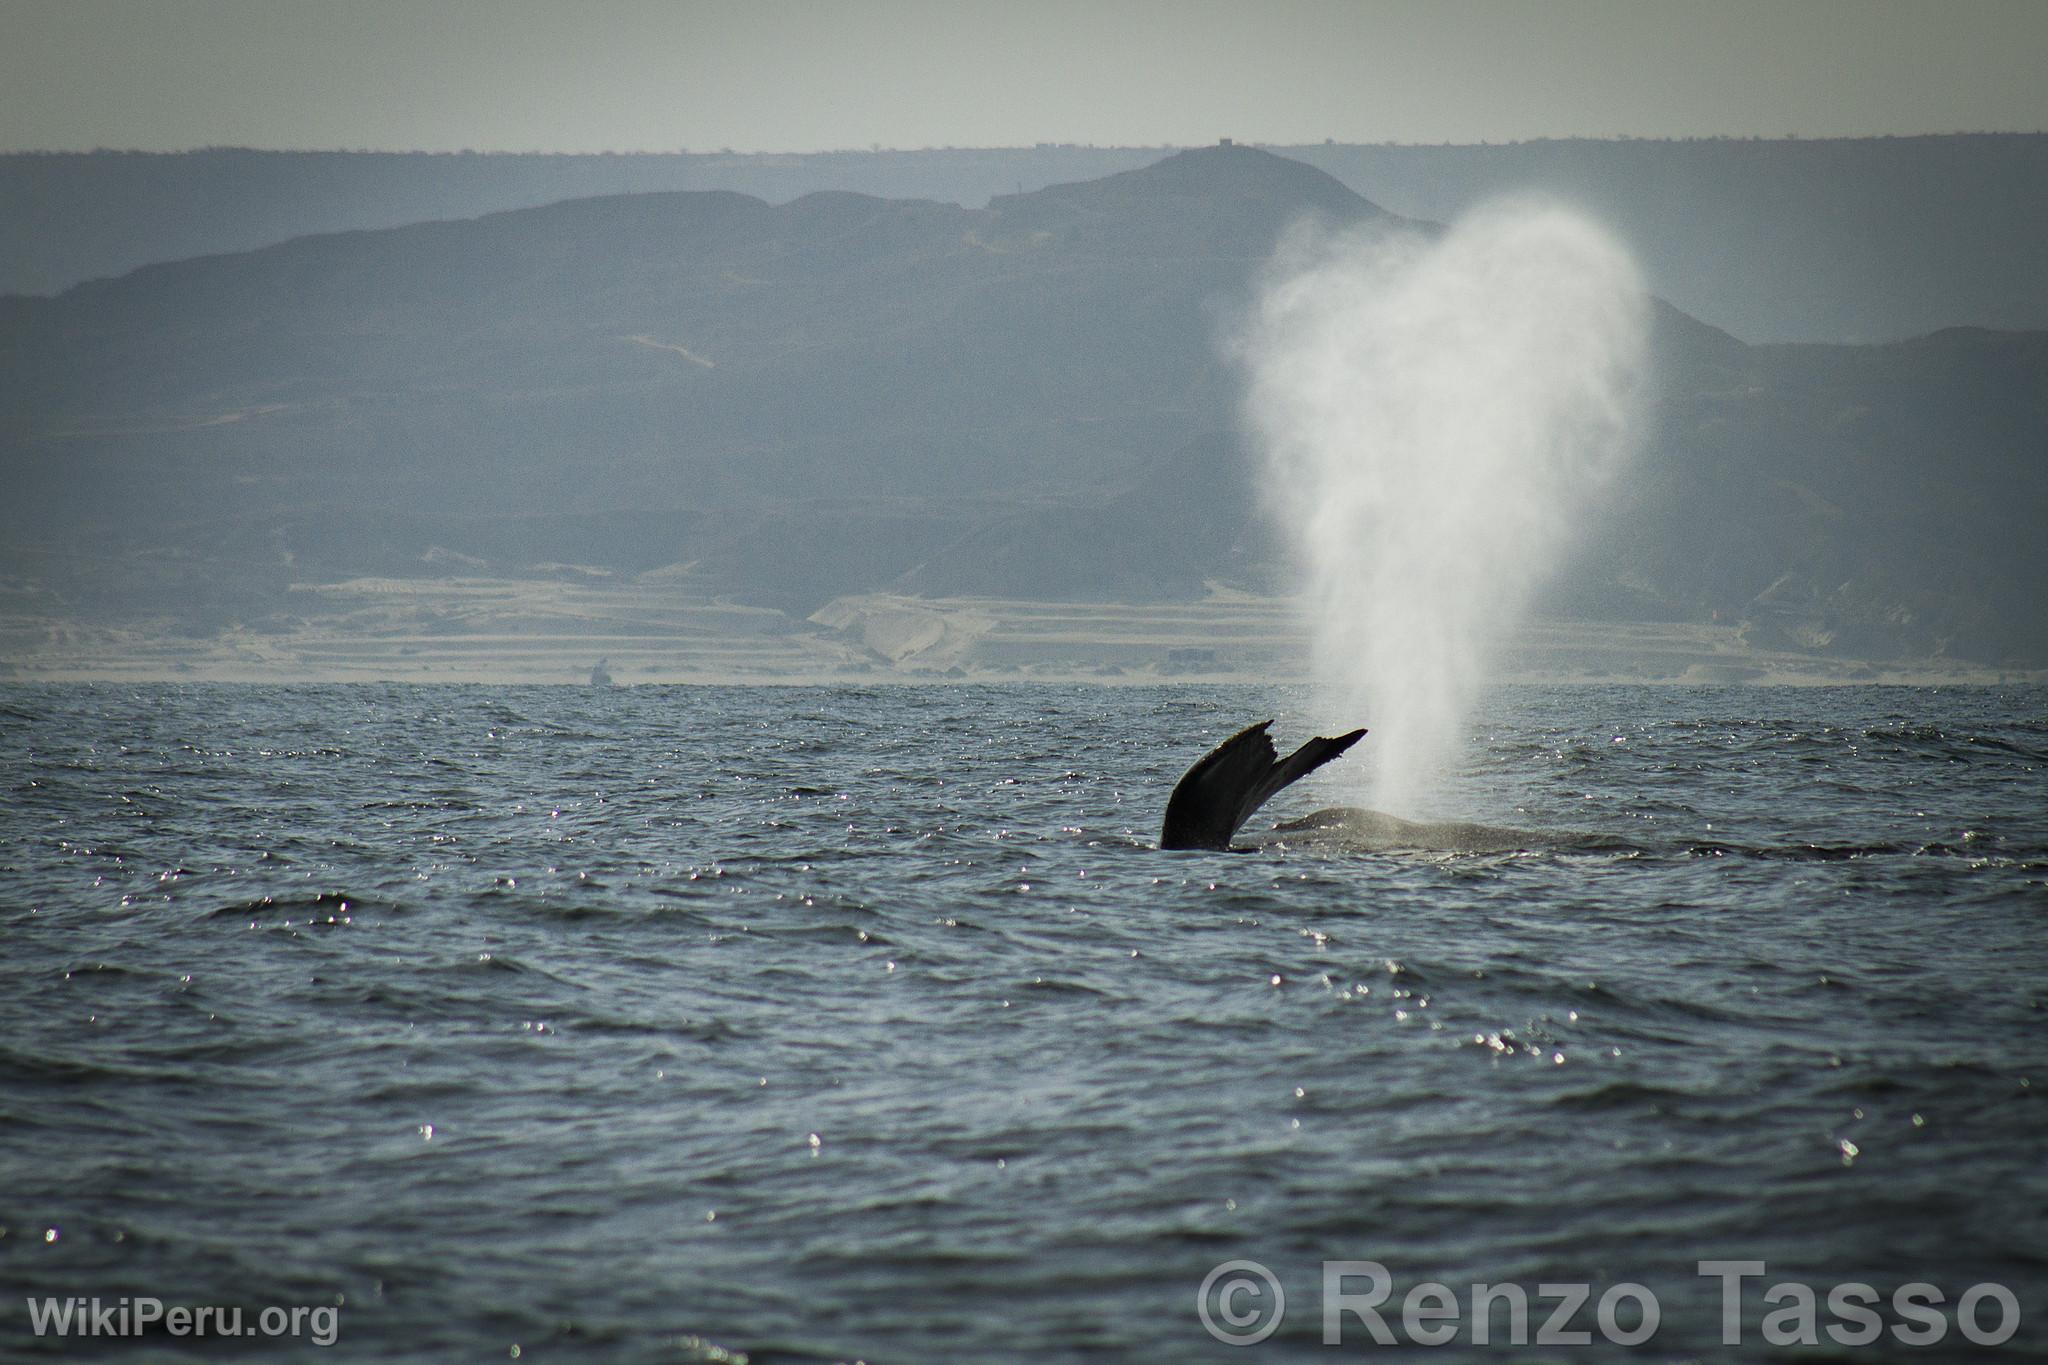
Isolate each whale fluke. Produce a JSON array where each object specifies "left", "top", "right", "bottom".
[{"left": 1161, "top": 720, "right": 1367, "bottom": 850}]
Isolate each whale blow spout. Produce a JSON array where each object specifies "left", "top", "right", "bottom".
[{"left": 1161, "top": 720, "right": 1367, "bottom": 850}]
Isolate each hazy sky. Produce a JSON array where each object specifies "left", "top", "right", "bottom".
[{"left": 4, "top": 0, "right": 2045, "bottom": 153}]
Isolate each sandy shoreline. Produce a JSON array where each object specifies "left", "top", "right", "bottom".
[{"left": 1, "top": 576, "right": 2033, "bottom": 686}]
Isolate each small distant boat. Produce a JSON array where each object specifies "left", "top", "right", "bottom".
[{"left": 588, "top": 658, "right": 616, "bottom": 688}]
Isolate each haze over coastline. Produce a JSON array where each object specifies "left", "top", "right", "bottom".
[
  {"left": 4, "top": 142, "right": 2046, "bottom": 684},
  {"left": 3, "top": 0, "right": 2046, "bottom": 687},
  {"left": 5, "top": 7, "right": 2048, "bottom": 1363}
]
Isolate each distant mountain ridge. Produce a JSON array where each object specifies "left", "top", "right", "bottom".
[
  {"left": 6, "top": 135, "right": 2047, "bottom": 342},
  {"left": 3, "top": 145, "right": 2044, "bottom": 667}
]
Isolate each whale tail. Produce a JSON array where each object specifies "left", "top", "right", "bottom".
[{"left": 1160, "top": 720, "right": 1367, "bottom": 850}]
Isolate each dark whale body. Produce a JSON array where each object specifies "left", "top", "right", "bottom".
[
  {"left": 1263, "top": 806, "right": 1541, "bottom": 854},
  {"left": 1160, "top": 720, "right": 1367, "bottom": 850}
]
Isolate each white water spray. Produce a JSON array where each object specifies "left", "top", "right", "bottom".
[{"left": 1242, "top": 200, "right": 1648, "bottom": 814}]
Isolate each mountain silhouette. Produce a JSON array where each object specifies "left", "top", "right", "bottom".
[{"left": 2, "top": 145, "right": 2043, "bottom": 663}]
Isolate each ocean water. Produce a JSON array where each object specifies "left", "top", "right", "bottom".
[{"left": 1, "top": 682, "right": 2043, "bottom": 1361}]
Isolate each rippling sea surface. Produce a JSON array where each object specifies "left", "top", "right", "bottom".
[{"left": 2, "top": 683, "right": 2044, "bottom": 1361}]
